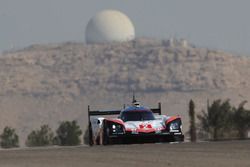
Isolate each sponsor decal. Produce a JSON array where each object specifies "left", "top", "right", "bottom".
[
  {"left": 174, "top": 132, "right": 182, "bottom": 135},
  {"left": 139, "top": 123, "right": 152, "bottom": 129}
]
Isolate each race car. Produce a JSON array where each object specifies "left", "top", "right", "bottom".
[{"left": 87, "top": 98, "right": 184, "bottom": 145}]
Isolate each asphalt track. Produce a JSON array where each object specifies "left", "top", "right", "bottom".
[{"left": 0, "top": 140, "right": 250, "bottom": 167}]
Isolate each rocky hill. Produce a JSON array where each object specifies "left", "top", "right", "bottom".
[
  {"left": 2, "top": 38, "right": 250, "bottom": 96},
  {"left": 1, "top": 38, "right": 250, "bottom": 145}
]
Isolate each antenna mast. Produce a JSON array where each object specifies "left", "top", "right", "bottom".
[{"left": 132, "top": 91, "right": 136, "bottom": 103}]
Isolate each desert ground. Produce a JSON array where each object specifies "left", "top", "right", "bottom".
[{"left": 0, "top": 140, "right": 249, "bottom": 167}]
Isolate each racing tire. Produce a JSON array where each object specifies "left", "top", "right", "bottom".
[
  {"left": 101, "top": 121, "right": 112, "bottom": 145},
  {"left": 88, "top": 124, "right": 94, "bottom": 146}
]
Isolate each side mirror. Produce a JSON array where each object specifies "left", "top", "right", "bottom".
[{"left": 97, "top": 120, "right": 101, "bottom": 124}]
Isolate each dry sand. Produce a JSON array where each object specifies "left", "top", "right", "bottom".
[{"left": 0, "top": 140, "right": 249, "bottom": 167}]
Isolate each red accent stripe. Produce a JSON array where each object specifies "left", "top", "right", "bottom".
[
  {"left": 126, "top": 128, "right": 133, "bottom": 132},
  {"left": 106, "top": 119, "right": 124, "bottom": 125},
  {"left": 125, "top": 127, "right": 165, "bottom": 133},
  {"left": 166, "top": 116, "right": 180, "bottom": 124},
  {"left": 137, "top": 129, "right": 156, "bottom": 133}
]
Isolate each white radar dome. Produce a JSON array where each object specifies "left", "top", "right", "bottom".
[{"left": 85, "top": 10, "right": 135, "bottom": 44}]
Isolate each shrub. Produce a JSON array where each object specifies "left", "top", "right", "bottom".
[
  {"left": 56, "top": 120, "right": 82, "bottom": 146},
  {"left": 197, "top": 99, "right": 233, "bottom": 140},
  {"left": 26, "top": 125, "right": 55, "bottom": 147},
  {"left": 0, "top": 127, "right": 19, "bottom": 148},
  {"left": 232, "top": 101, "right": 250, "bottom": 138}
]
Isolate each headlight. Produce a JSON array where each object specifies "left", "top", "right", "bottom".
[
  {"left": 111, "top": 123, "right": 124, "bottom": 134},
  {"left": 169, "top": 122, "right": 179, "bottom": 130}
]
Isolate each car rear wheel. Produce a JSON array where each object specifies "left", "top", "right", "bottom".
[
  {"left": 88, "top": 124, "right": 94, "bottom": 146},
  {"left": 101, "top": 121, "right": 112, "bottom": 145}
]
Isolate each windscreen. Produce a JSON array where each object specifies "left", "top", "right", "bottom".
[{"left": 121, "top": 111, "right": 155, "bottom": 122}]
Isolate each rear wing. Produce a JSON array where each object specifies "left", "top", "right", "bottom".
[
  {"left": 88, "top": 102, "right": 161, "bottom": 118},
  {"left": 87, "top": 103, "right": 161, "bottom": 146},
  {"left": 151, "top": 103, "right": 162, "bottom": 115}
]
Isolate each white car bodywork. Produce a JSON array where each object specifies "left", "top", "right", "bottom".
[
  {"left": 88, "top": 101, "right": 184, "bottom": 145},
  {"left": 90, "top": 115, "right": 181, "bottom": 141}
]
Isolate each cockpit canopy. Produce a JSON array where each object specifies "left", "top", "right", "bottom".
[{"left": 120, "top": 110, "right": 155, "bottom": 122}]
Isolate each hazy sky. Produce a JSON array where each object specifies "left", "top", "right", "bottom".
[{"left": 1, "top": 0, "right": 250, "bottom": 54}]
